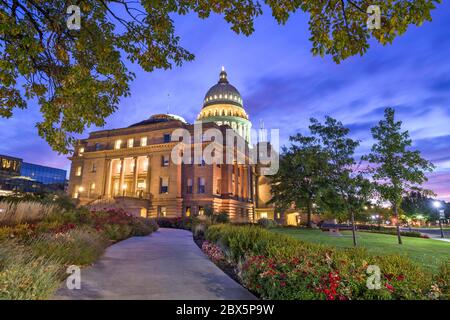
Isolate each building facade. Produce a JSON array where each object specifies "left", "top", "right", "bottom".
[{"left": 68, "top": 69, "right": 269, "bottom": 221}]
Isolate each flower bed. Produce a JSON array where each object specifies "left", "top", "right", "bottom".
[
  {"left": 205, "top": 224, "right": 449, "bottom": 300},
  {"left": 201, "top": 241, "right": 225, "bottom": 264},
  {"left": 0, "top": 201, "right": 158, "bottom": 300}
]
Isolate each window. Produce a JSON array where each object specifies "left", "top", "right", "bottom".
[
  {"left": 78, "top": 147, "right": 84, "bottom": 156},
  {"left": 198, "top": 177, "right": 205, "bottom": 194},
  {"left": 75, "top": 166, "right": 82, "bottom": 176},
  {"left": 185, "top": 206, "right": 191, "bottom": 217},
  {"left": 127, "top": 138, "right": 134, "bottom": 148},
  {"left": 91, "top": 162, "right": 97, "bottom": 173},
  {"left": 95, "top": 143, "right": 102, "bottom": 151},
  {"left": 140, "top": 137, "right": 147, "bottom": 146},
  {"left": 161, "top": 155, "right": 169, "bottom": 167},
  {"left": 186, "top": 178, "right": 193, "bottom": 194},
  {"left": 90, "top": 182, "right": 96, "bottom": 192},
  {"left": 260, "top": 212, "right": 268, "bottom": 219},
  {"left": 163, "top": 133, "right": 171, "bottom": 143},
  {"left": 160, "top": 177, "right": 169, "bottom": 194},
  {"left": 143, "top": 158, "right": 149, "bottom": 172},
  {"left": 158, "top": 206, "right": 167, "bottom": 217},
  {"left": 198, "top": 206, "right": 205, "bottom": 216},
  {"left": 114, "top": 140, "right": 122, "bottom": 149}
]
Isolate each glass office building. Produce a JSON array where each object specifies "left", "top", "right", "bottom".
[
  {"left": 21, "top": 162, "right": 67, "bottom": 185},
  {"left": 0, "top": 155, "right": 67, "bottom": 194}
]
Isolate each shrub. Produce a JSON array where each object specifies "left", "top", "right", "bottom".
[
  {"left": 0, "top": 200, "right": 58, "bottom": 225},
  {"left": 28, "top": 227, "right": 108, "bottom": 266},
  {"left": 431, "top": 262, "right": 450, "bottom": 300},
  {"left": 206, "top": 224, "right": 438, "bottom": 300},
  {"left": 0, "top": 240, "right": 61, "bottom": 300},
  {"left": 193, "top": 222, "right": 209, "bottom": 240},
  {"left": 155, "top": 216, "right": 197, "bottom": 230},
  {"left": 131, "top": 218, "right": 159, "bottom": 236},
  {"left": 356, "top": 225, "right": 427, "bottom": 238},
  {"left": 257, "top": 218, "right": 278, "bottom": 229},
  {"left": 101, "top": 224, "right": 133, "bottom": 241},
  {"left": 359, "top": 228, "right": 425, "bottom": 238},
  {"left": 214, "top": 212, "right": 230, "bottom": 224},
  {"left": 0, "top": 223, "right": 34, "bottom": 241}
]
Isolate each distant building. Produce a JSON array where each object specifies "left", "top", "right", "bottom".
[
  {"left": 21, "top": 162, "right": 67, "bottom": 185},
  {"left": 0, "top": 154, "right": 67, "bottom": 194}
]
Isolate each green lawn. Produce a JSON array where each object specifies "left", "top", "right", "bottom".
[{"left": 271, "top": 228, "right": 450, "bottom": 271}]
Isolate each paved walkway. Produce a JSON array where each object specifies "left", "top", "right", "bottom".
[{"left": 54, "top": 228, "right": 256, "bottom": 300}]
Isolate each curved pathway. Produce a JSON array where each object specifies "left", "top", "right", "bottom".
[{"left": 54, "top": 228, "right": 256, "bottom": 300}]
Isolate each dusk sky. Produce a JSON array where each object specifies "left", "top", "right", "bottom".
[{"left": 0, "top": 3, "right": 449, "bottom": 201}]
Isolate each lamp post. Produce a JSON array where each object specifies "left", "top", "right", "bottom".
[{"left": 433, "top": 201, "right": 445, "bottom": 238}]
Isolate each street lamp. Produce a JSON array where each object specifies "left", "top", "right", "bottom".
[{"left": 432, "top": 201, "right": 445, "bottom": 238}]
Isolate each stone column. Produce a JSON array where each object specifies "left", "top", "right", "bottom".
[
  {"left": 234, "top": 163, "right": 239, "bottom": 199},
  {"left": 105, "top": 159, "right": 112, "bottom": 197},
  {"left": 242, "top": 165, "right": 248, "bottom": 201},
  {"left": 146, "top": 155, "right": 152, "bottom": 196},
  {"left": 248, "top": 166, "right": 253, "bottom": 201},
  {"left": 119, "top": 158, "right": 125, "bottom": 196},
  {"left": 132, "top": 156, "right": 138, "bottom": 196}
]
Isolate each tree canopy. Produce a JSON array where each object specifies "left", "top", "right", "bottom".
[
  {"left": 363, "top": 107, "right": 435, "bottom": 244},
  {"left": 268, "top": 134, "right": 328, "bottom": 227},
  {"left": 0, "top": 0, "right": 442, "bottom": 152}
]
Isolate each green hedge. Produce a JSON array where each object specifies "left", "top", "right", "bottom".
[{"left": 206, "top": 224, "right": 449, "bottom": 300}]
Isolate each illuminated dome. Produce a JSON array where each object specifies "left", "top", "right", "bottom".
[
  {"left": 197, "top": 67, "right": 251, "bottom": 143},
  {"left": 203, "top": 68, "right": 243, "bottom": 108}
]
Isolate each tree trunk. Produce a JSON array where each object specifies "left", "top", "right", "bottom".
[
  {"left": 306, "top": 201, "right": 312, "bottom": 228},
  {"left": 350, "top": 210, "right": 357, "bottom": 247},
  {"left": 393, "top": 205, "right": 402, "bottom": 245}
]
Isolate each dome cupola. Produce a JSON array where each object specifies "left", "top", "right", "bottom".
[
  {"left": 203, "top": 67, "right": 243, "bottom": 108},
  {"left": 197, "top": 67, "right": 252, "bottom": 143}
]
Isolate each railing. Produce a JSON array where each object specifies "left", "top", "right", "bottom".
[{"left": 113, "top": 190, "right": 151, "bottom": 199}]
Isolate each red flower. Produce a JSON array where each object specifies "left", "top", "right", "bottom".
[
  {"left": 396, "top": 274, "right": 405, "bottom": 281},
  {"left": 385, "top": 283, "right": 394, "bottom": 292}
]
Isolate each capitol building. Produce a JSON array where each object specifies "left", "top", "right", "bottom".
[{"left": 68, "top": 68, "right": 280, "bottom": 222}]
